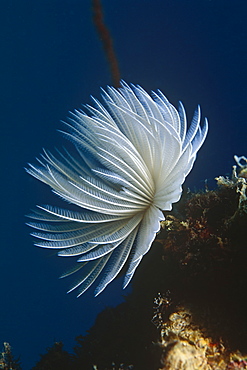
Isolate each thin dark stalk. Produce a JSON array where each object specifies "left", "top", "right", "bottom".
[{"left": 92, "top": 0, "right": 121, "bottom": 87}]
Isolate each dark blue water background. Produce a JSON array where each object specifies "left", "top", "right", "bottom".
[{"left": 1, "top": 0, "right": 247, "bottom": 368}]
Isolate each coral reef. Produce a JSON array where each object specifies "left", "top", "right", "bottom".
[{"left": 154, "top": 155, "right": 247, "bottom": 369}]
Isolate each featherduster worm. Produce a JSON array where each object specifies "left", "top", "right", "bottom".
[{"left": 26, "top": 82, "right": 208, "bottom": 296}]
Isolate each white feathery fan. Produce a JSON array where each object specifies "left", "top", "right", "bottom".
[{"left": 26, "top": 81, "right": 208, "bottom": 297}]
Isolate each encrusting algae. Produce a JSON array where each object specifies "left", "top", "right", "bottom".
[
  {"left": 153, "top": 299, "right": 247, "bottom": 369},
  {"left": 154, "top": 155, "right": 247, "bottom": 369}
]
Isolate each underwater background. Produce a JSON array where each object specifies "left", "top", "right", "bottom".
[{"left": 1, "top": 0, "right": 247, "bottom": 368}]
